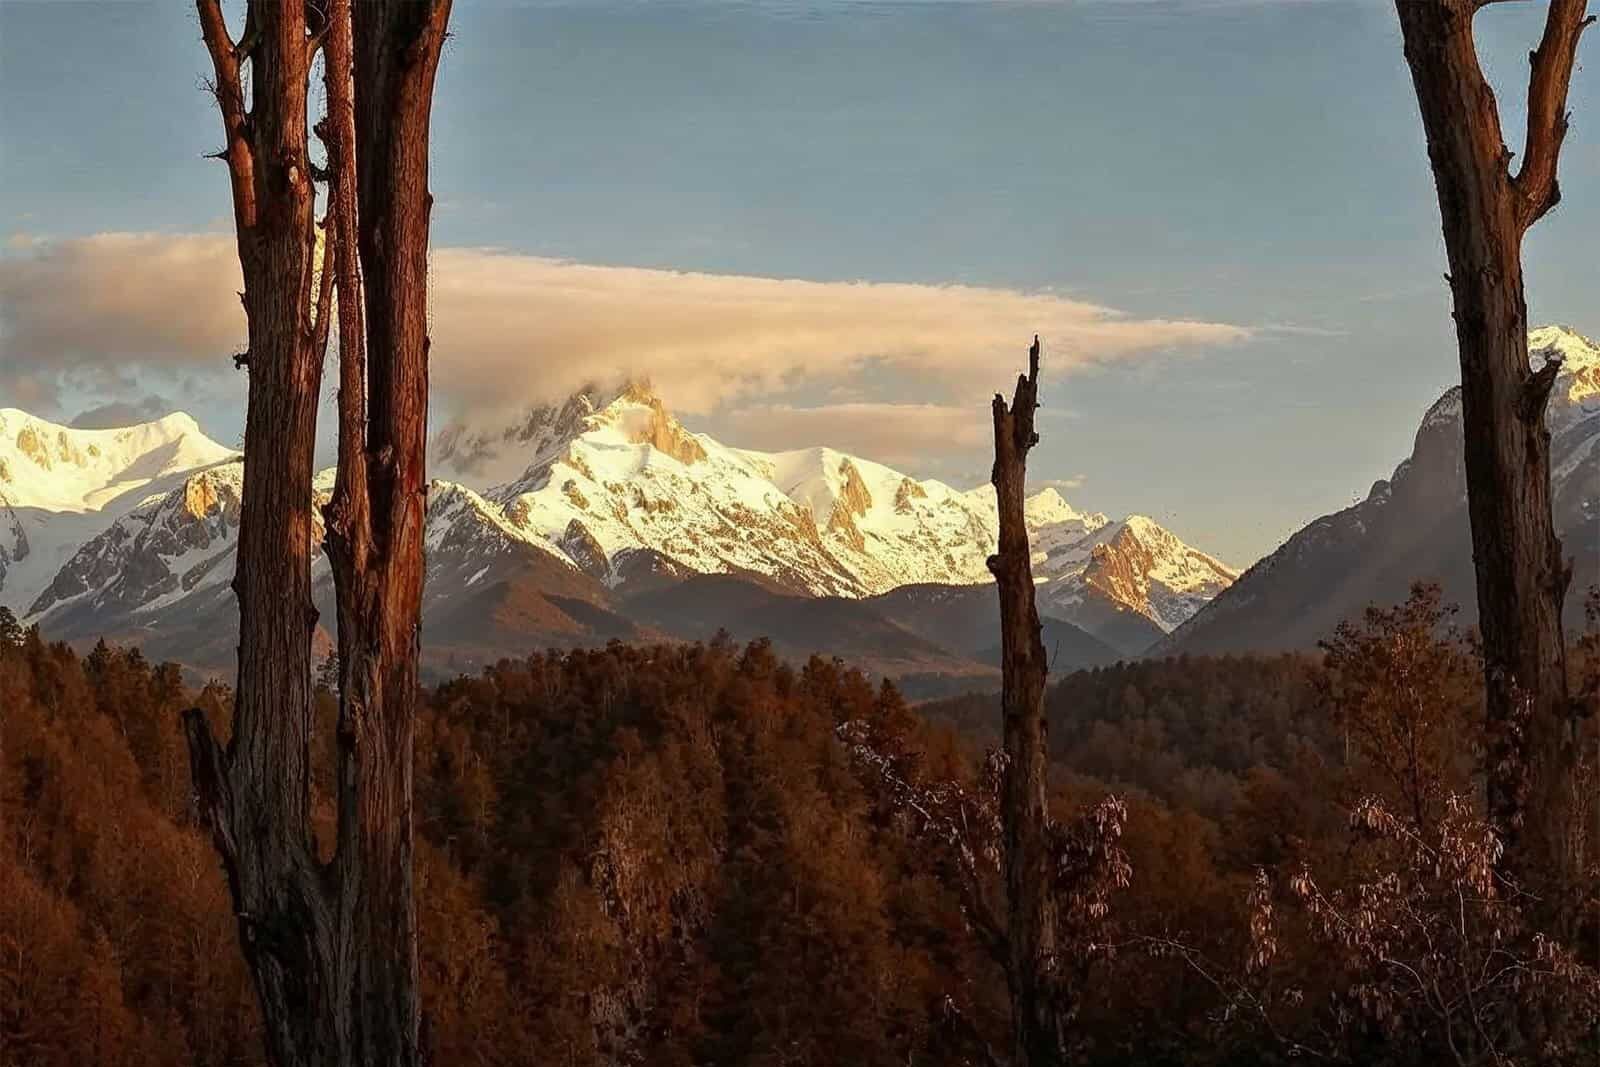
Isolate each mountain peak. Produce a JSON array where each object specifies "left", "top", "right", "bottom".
[
  {"left": 1024, "top": 486, "right": 1101, "bottom": 527},
  {"left": 0, "top": 406, "right": 236, "bottom": 514},
  {"left": 586, "top": 381, "right": 707, "bottom": 466},
  {"left": 2, "top": 405, "right": 208, "bottom": 435},
  {"left": 608, "top": 378, "right": 663, "bottom": 408},
  {"left": 150, "top": 410, "right": 204, "bottom": 434},
  {"left": 1413, "top": 326, "right": 1598, "bottom": 445},
  {"left": 1529, "top": 324, "right": 1600, "bottom": 369}
]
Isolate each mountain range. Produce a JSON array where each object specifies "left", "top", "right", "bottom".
[
  {"left": 0, "top": 385, "right": 1237, "bottom": 689},
  {"left": 9, "top": 324, "right": 1588, "bottom": 684}
]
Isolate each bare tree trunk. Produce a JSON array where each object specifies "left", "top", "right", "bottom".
[
  {"left": 988, "top": 337, "right": 1067, "bottom": 1066},
  {"left": 1394, "top": 0, "right": 1589, "bottom": 893},
  {"left": 184, "top": 2, "right": 450, "bottom": 1064},
  {"left": 184, "top": 5, "right": 334, "bottom": 1062},
  {"left": 326, "top": 2, "right": 452, "bottom": 1063}
]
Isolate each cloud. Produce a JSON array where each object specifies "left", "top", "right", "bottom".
[
  {"left": 0, "top": 233, "right": 246, "bottom": 405},
  {"left": 69, "top": 394, "right": 176, "bottom": 429},
  {"left": 720, "top": 401, "right": 993, "bottom": 470},
  {"left": 427, "top": 249, "right": 1249, "bottom": 423},
  {"left": 1, "top": 232, "right": 1249, "bottom": 447}
]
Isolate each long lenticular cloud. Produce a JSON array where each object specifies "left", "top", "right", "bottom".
[{"left": 0, "top": 231, "right": 1250, "bottom": 424}]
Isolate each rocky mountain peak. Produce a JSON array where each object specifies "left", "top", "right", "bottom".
[{"left": 589, "top": 384, "right": 708, "bottom": 467}]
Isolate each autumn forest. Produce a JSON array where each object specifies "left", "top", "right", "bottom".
[{"left": 1, "top": 585, "right": 1597, "bottom": 1064}]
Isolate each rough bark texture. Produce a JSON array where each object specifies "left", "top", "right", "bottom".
[
  {"left": 329, "top": 2, "right": 452, "bottom": 1063},
  {"left": 186, "top": 5, "right": 331, "bottom": 1062},
  {"left": 184, "top": 2, "right": 451, "bottom": 1064},
  {"left": 987, "top": 337, "right": 1066, "bottom": 1066},
  {"left": 1394, "top": 0, "right": 1589, "bottom": 893}
]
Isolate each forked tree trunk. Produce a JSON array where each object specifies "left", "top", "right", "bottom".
[
  {"left": 327, "top": 1, "right": 452, "bottom": 1062},
  {"left": 988, "top": 337, "right": 1067, "bottom": 1066},
  {"left": 1394, "top": 0, "right": 1589, "bottom": 892},
  {"left": 183, "top": 2, "right": 451, "bottom": 1064}
]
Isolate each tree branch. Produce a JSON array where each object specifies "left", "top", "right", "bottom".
[
  {"left": 196, "top": 0, "right": 258, "bottom": 231},
  {"left": 182, "top": 707, "right": 236, "bottom": 862},
  {"left": 305, "top": 25, "right": 330, "bottom": 65},
  {"left": 233, "top": 4, "right": 261, "bottom": 62},
  {"left": 1513, "top": 0, "right": 1591, "bottom": 228},
  {"left": 1519, "top": 356, "right": 1564, "bottom": 421},
  {"left": 320, "top": 0, "right": 373, "bottom": 580},
  {"left": 197, "top": 0, "right": 236, "bottom": 59},
  {"left": 985, "top": 335, "right": 1041, "bottom": 582}
]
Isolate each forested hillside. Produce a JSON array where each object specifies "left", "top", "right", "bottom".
[{"left": 1, "top": 592, "right": 1595, "bottom": 1065}]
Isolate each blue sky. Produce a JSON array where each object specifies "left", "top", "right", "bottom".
[{"left": 1, "top": 0, "right": 1597, "bottom": 565}]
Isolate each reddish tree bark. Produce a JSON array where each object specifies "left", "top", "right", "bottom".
[
  {"left": 988, "top": 337, "right": 1068, "bottom": 1066},
  {"left": 327, "top": 2, "right": 452, "bottom": 1062},
  {"left": 1394, "top": 0, "right": 1590, "bottom": 892},
  {"left": 183, "top": 2, "right": 451, "bottom": 1064}
]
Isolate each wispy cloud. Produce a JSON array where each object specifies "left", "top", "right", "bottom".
[
  {"left": 69, "top": 394, "right": 177, "bottom": 429},
  {"left": 428, "top": 249, "right": 1250, "bottom": 423},
  {"left": 721, "top": 401, "right": 992, "bottom": 469},
  {"left": 0, "top": 232, "right": 1251, "bottom": 451},
  {"left": 1036, "top": 474, "right": 1087, "bottom": 493},
  {"left": 0, "top": 232, "right": 246, "bottom": 406}
]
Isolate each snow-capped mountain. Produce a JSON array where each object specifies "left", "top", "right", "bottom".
[
  {"left": 0, "top": 408, "right": 239, "bottom": 615},
  {"left": 29, "top": 462, "right": 246, "bottom": 620},
  {"left": 1162, "top": 325, "right": 1600, "bottom": 655},
  {"left": 6, "top": 382, "right": 1236, "bottom": 673},
  {"left": 1050, "top": 514, "right": 1238, "bottom": 634},
  {"left": 431, "top": 382, "right": 1237, "bottom": 648}
]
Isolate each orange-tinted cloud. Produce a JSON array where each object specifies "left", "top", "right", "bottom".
[{"left": 1, "top": 233, "right": 1250, "bottom": 438}]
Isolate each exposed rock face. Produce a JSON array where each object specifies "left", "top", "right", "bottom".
[
  {"left": 1079, "top": 517, "right": 1237, "bottom": 634},
  {"left": 1, "top": 494, "right": 27, "bottom": 563},
  {"left": 834, "top": 459, "right": 873, "bottom": 519},
  {"left": 30, "top": 464, "right": 245, "bottom": 617},
  {"left": 560, "top": 519, "right": 612, "bottom": 581},
  {"left": 0, "top": 495, "right": 25, "bottom": 592},
  {"left": 893, "top": 476, "right": 928, "bottom": 514},
  {"left": 618, "top": 384, "right": 709, "bottom": 466}
]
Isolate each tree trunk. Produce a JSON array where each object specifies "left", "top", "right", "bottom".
[
  {"left": 185, "top": 5, "right": 334, "bottom": 1062},
  {"left": 184, "top": 2, "right": 451, "bottom": 1064},
  {"left": 1394, "top": 0, "right": 1588, "bottom": 893},
  {"left": 988, "top": 337, "right": 1067, "bottom": 1066},
  {"left": 326, "top": 2, "right": 452, "bottom": 1063}
]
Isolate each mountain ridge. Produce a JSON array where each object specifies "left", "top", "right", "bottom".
[
  {"left": 1160, "top": 324, "right": 1599, "bottom": 656},
  {"left": 437, "top": 381, "right": 1237, "bottom": 646},
  {"left": 2, "top": 382, "right": 1238, "bottom": 677}
]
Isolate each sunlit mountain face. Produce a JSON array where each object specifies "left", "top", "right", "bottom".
[{"left": 2, "top": 380, "right": 1237, "bottom": 682}]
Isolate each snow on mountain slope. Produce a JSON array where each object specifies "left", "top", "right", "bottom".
[
  {"left": 29, "top": 462, "right": 247, "bottom": 620},
  {"left": 0, "top": 407, "right": 236, "bottom": 511},
  {"left": 1161, "top": 325, "right": 1599, "bottom": 655},
  {"left": 11, "top": 384, "right": 1236, "bottom": 658},
  {"left": 430, "top": 382, "right": 1236, "bottom": 641},
  {"left": 1036, "top": 514, "right": 1238, "bottom": 632},
  {"left": 0, "top": 407, "right": 239, "bottom": 614}
]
